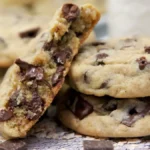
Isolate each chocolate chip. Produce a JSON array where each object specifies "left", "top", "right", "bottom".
[
  {"left": 26, "top": 91, "right": 44, "bottom": 120},
  {"left": 67, "top": 93, "right": 93, "bottom": 120},
  {"left": 145, "top": 46, "right": 150, "bottom": 54},
  {"left": 19, "top": 27, "right": 40, "bottom": 38},
  {"left": 121, "top": 105, "right": 150, "bottom": 127},
  {"left": 83, "top": 140, "right": 114, "bottom": 150},
  {"left": 62, "top": 4, "right": 80, "bottom": 22},
  {"left": 75, "top": 32, "right": 82, "bottom": 37},
  {"left": 7, "top": 91, "right": 20, "bottom": 109},
  {"left": 15, "top": 59, "right": 33, "bottom": 70},
  {"left": 52, "top": 47, "right": 72, "bottom": 65},
  {"left": 15, "top": 59, "right": 44, "bottom": 81},
  {"left": 43, "top": 41, "right": 56, "bottom": 51},
  {"left": 31, "top": 92, "right": 44, "bottom": 110},
  {"left": 0, "top": 109, "right": 13, "bottom": 121},
  {"left": 94, "top": 53, "right": 108, "bottom": 66},
  {"left": 0, "top": 37, "right": 7, "bottom": 50},
  {"left": 96, "top": 53, "right": 108, "bottom": 59},
  {"left": 51, "top": 66, "right": 65, "bottom": 86},
  {"left": 0, "top": 139, "right": 27, "bottom": 150},
  {"left": 100, "top": 81, "right": 109, "bottom": 89},
  {"left": 75, "top": 96, "right": 93, "bottom": 119},
  {"left": 83, "top": 71, "right": 90, "bottom": 84},
  {"left": 25, "top": 67, "right": 44, "bottom": 81},
  {"left": 121, "top": 115, "right": 137, "bottom": 127},
  {"left": 91, "top": 41, "right": 106, "bottom": 46},
  {"left": 129, "top": 107, "right": 137, "bottom": 115},
  {"left": 136, "top": 57, "right": 148, "bottom": 70},
  {"left": 95, "top": 61, "right": 105, "bottom": 66}
]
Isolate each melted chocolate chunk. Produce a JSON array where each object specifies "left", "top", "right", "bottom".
[
  {"left": 7, "top": 90, "right": 27, "bottom": 114},
  {"left": 95, "top": 53, "right": 108, "bottom": 66},
  {"left": 91, "top": 41, "right": 106, "bottom": 46},
  {"left": 136, "top": 57, "right": 148, "bottom": 70},
  {"left": 75, "top": 96, "right": 93, "bottom": 119},
  {"left": 0, "top": 139, "right": 27, "bottom": 150},
  {"left": 19, "top": 27, "right": 40, "bottom": 38},
  {"left": 121, "top": 105, "right": 150, "bottom": 127},
  {"left": 145, "top": 46, "right": 150, "bottom": 54},
  {"left": 14, "top": 59, "right": 48, "bottom": 120},
  {"left": 67, "top": 92, "right": 93, "bottom": 120},
  {"left": 75, "top": 32, "right": 82, "bottom": 37},
  {"left": 15, "top": 59, "right": 33, "bottom": 70},
  {"left": 95, "top": 61, "right": 105, "bottom": 66},
  {"left": 7, "top": 91, "right": 20, "bottom": 109},
  {"left": 7, "top": 85, "right": 44, "bottom": 121},
  {"left": 51, "top": 66, "right": 65, "bottom": 86},
  {"left": 121, "top": 115, "right": 139, "bottom": 127},
  {"left": 15, "top": 59, "right": 44, "bottom": 81},
  {"left": 96, "top": 53, "right": 108, "bottom": 59},
  {"left": 52, "top": 47, "right": 72, "bottom": 65},
  {"left": 129, "top": 107, "right": 137, "bottom": 115},
  {"left": 100, "top": 81, "right": 109, "bottom": 89},
  {"left": 0, "top": 37, "right": 7, "bottom": 50},
  {"left": 62, "top": 4, "right": 80, "bottom": 22},
  {"left": 83, "top": 140, "right": 113, "bottom": 150},
  {"left": 43, "top": 41, "right": 56, "bottom": 51},
  {"left": 26, "top": 91, "right": 44, "bottom": 120},
  {"left": 0, "top": 109, "right": 13, "bottom": 121},
  {"left": 25, "top": 67, "right": 44, "bottom": 81}
]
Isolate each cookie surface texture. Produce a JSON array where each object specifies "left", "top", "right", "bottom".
[{"left": 69, "top": 37, "right": 150, "bottom": 98}]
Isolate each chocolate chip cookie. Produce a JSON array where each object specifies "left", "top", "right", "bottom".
[
  {"left": 69, "top": 37, "right": 150, "bottom": 98},
  {"left": 0, "top": 9, "right": 49, "bottom": 67},
  {"left": 0, "top": 3, "right": 100, "bottom": 139},
  {"left": 58, "top": 88, "right": 150, "bottom": 137}
]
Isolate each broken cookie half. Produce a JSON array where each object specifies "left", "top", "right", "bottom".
[
  {"left": 58, "top": 88, "right": 150, "bottom": 138},
  {"left": 0, "top": 3, "right": 100, "bottom": 139}
]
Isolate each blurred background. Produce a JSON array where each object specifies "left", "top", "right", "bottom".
[
  {"left": 0, "top": 0, "right": 106, "bottom": 15},
  {"left": 0, "top": 0, "right": 106, "bottom": 40},
  {"left": 1, "top": 0, "right": 150, "bottom": 39}
]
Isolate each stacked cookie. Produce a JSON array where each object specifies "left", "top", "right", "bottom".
[{"left": 58, "top": 37, "right": 150, "bottom": 138}]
